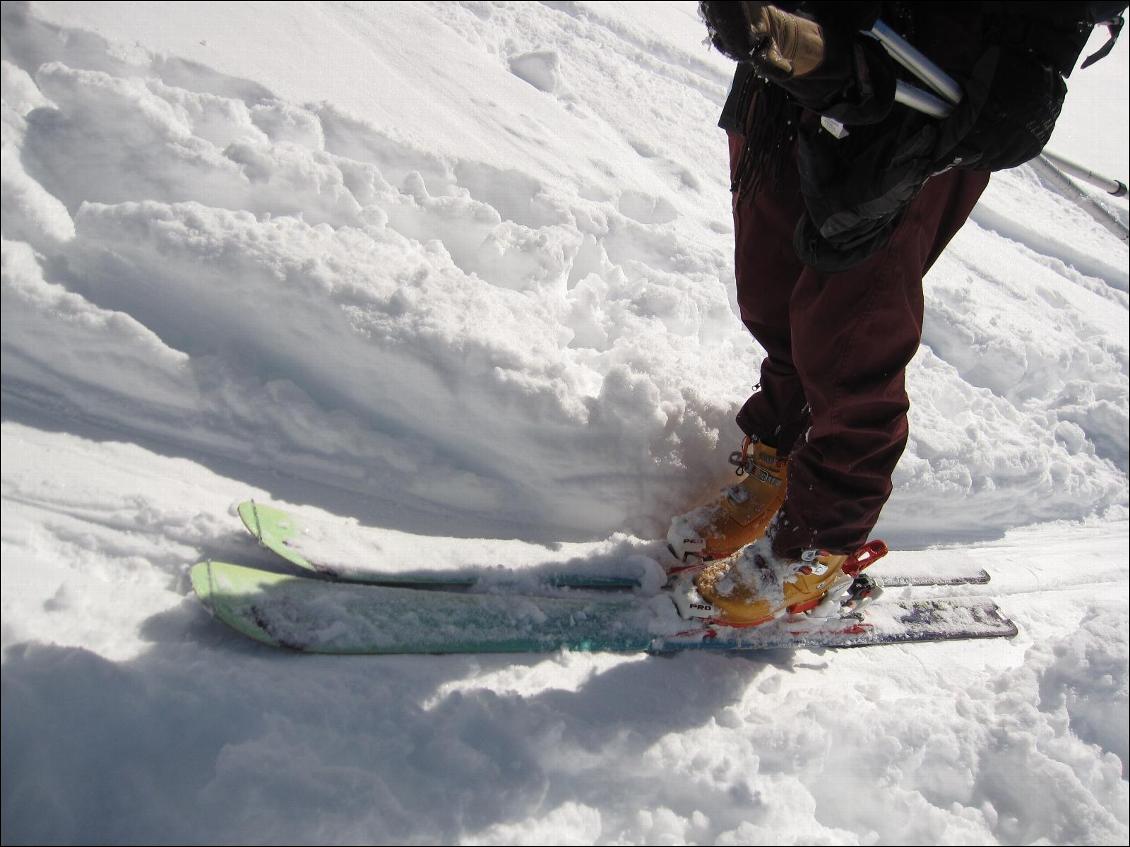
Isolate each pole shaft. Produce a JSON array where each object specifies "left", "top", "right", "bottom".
[
  {"left": 870, "top": 20, "right": 964, "bottom": 105},
  {"left": 869, "top": 19, "right": 1127, "bottom": 197},
  {"left": 894, "top": 80, "right": 953, "bottom": 118},
  {"left": 1041, "top": 149, "right": 1128, "bottom": 196}
]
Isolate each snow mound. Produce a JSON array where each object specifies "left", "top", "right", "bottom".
[
  {"left": 2, "top": 2, "right": 1125, "bottom": 547},
  {"left": 1, "top": 3, "right": 1128, "bottom": 844}
]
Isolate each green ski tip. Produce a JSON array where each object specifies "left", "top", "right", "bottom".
[{"left": 237, "top": 500, "right": 314, "bottom": 571}]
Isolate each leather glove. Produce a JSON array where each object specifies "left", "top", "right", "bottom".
[
  {"left": 700, "top": 2, "right": 827, "bottom": 79},
  {"left": 743, "top": 3, "right": 826, "bottom": 79}
]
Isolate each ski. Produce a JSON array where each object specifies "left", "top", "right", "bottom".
[
  {"left": 236, "top": 500, "right": 991, "bottom": 590},
  {"left": 191, "top": 560, "right": 1017, "bottom": 656},
  {"left": 237, "top": 500, "right": 643, "bottom": 589}
]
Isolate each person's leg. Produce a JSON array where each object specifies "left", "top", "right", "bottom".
[
  {"left": 665, "top": 131, "right": 813, "bottom": 567},
  {"left": 770, "top": 166, "right": 992, "bottom": 558},
  {"left": 729, "top": 131, "right": 811, "bottom": 454}
]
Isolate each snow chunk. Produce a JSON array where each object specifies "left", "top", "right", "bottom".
[{"left": 508, "top": 50, "right": 561, "bottom": 93}]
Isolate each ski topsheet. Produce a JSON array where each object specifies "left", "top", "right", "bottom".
[
  {"left": 236, "top": 500, "right": 992, "bottom": 590},
  {"left": 191, "top": 560, "right": 1018, "bottom": 655}
]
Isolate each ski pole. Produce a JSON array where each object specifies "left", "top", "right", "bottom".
[
  {"left": 852, "top": 20, "right": 1130, "bottom": 198},
  {"left": 1040, "top": 149, "right": 1129, "bottom": 196},
  {"left": 822, "top": 19, "right": 960, "bottom": 134},
  {"left": 822, "top": 77, "right": 952, "bottom": 136},
  {"left": 869, "top": 20, "right": 963, "bottom": 106},
  {"left": 893, "top": 80, "right": 953, "bottom": 118}
]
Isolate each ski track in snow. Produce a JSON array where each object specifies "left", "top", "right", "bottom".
[{"left": 2, "top": 2, "right": 1128, "bottom": 845}]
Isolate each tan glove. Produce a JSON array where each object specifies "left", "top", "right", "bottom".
[{"left": 741, "top": 3, "right": 826, "bottom": 80}]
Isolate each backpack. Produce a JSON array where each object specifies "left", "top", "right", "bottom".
[
  {"left": 943, "top": 1, "right": 1125, "bottom": 172},
  {"left": 794, "top": 1, "right": 1125, "bottom": 271}
]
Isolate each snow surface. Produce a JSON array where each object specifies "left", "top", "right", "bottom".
[{"left": 1, "top": 1, "right": 1127, "bottom": 844}]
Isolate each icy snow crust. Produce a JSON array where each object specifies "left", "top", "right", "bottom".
[{"left": 1, "top": 2, "right": 1127, "bottom": 844}]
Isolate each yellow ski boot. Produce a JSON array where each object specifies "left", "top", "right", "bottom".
[
  {"left": 674, "top": 539, "right": 888, "bottom": 627},
  {"left": 666, "top": 436, "right": 787, "bottom": 573}
]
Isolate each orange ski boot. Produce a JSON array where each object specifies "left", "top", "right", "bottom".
[
  {"left": 673, "top": 539, "right": 889, "bottom": 626},
  {"left": 666, "top": 436, "right": 787, "bottom": 573}
]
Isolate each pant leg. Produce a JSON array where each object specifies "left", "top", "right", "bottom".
[
  {"left": 771, "top": 166, "right": 991, "bottom": 557},
  {"left": 729, "top": 131, "right": 812, "bottom": 455}
]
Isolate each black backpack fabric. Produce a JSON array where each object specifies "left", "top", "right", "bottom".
[
  {"left": 942, "top": 2, "right": 1115, "bottom": 172},
  {"left": 786, "top": 1, "right": 1125, "bottom": 271}
]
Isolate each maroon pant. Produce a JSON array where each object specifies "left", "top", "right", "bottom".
[{"left": 728, "top": 131, "right": 990, "bottom": 557}]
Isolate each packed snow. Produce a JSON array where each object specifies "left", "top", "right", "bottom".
[{"left": 2, "top": 1, "right": 1127, "bottom": 844}]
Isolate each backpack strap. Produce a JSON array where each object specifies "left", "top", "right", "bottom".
[{"left": 1080, "top": 14, "right": 1125, "bottom": 68}]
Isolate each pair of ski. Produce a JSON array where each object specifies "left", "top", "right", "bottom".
[{"left": 191, "top": 501, "right": 1017, "bottom": 655}]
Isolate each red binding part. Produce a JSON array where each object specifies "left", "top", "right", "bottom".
[{"left": 842, "top": 539, "right": 889, "bottom": 577}]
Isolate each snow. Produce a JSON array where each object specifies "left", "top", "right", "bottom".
[{"left": 1, "top": 1, "right": 1127, "bottom": 844}]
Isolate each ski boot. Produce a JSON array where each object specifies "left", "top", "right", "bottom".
[
  {"left": 666, "top": 436, "right": 787, "bottom": 574},
  {"left": 671, "top": 539, "right": 888, "bottom": 627}
]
